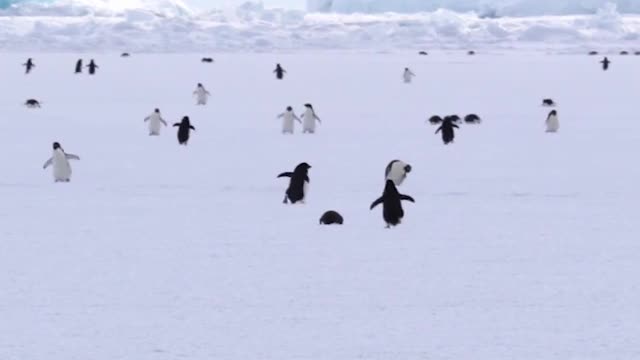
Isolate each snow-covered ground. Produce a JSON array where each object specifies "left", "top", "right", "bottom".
[{"left": 1, "top": 52, "right": 640, "bottom": 359}]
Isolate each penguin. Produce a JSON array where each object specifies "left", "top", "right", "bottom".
[
  {"left": 121, "top": 52, "right": 131, "bottom": 57},
  {"left": 274, "top": 63, "right": 286, "bottom": 79},
  {"left": 74, "top": 59, "right": 83, "bottom": 74},
  {"left": 464, "top": 114, "right": 481, "bottom": 124},
  {"left": 435, "top": 116, "right": 459, "bottom": 145},
  {"left": 403, "top": 67, "right": 416, "bottom": 83},
  {"left": 620, "top": 51, "right": 629, "bottom": 55},
  {"left": 427, "top": 115, "right": 443, "bottom": 125},
  {"left": 144, "top": 108, "right": 168, "bottom": 136},
  {"left": 301, "top": 104, "right": 322, "bottom": 134},
  {"left": 23, "top": 58, "right": 35, "bottom": 74},
  {"left": 468, "top": 50, "right": 476, "bottom": 55},
  {"left": 87, "top": 59, "right": 99, "bottom": 75},
  {"left": 42, "top": 142, "right": 80, "bottom": 183},
  {"left": 418, "top": 51, "right": 428, "bottom": 56},
  {"left": 588, "top": 51, "right": 599, "bottom": 56},
  {"left": 601, "top": 57, "right": 610, "bottom": 71},
  {"left": 542, "top": 98, "right": 555, "bottom": 107},
  {"left": 277, "top": 162, "right": 311, "bottom": 204},
  {"left": 173, "top": 116, "right": 196, "bottom": 145},
  {"left": 319, "top": 211, "right": 344, "bottom": 225},
  {"left": 448, "top": 115, "right": 462, "bottom": 124},
  {"left": 24, "top": 99, "right": 41, "bottom": 108},
  {"left": 545, "top": 110, "right": 559, "bottom": 133},
  {"left": 201, "top": 57, "right": 214, "bottom": 63},
  {"left": 277, "top": 106, "right": 302, "bottom": 134},
  {"left": 385, "top": 160, "right": 412, "bottom": 186},
  {"left": 193, "top": 83, "right": 210, "bottom": 105},
  {"left": 370, "top": 180, "right": 415, "bottom": 228}
]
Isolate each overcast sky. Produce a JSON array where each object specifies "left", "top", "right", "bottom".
[{"left": 186, "top": 0, "right": 303, "bottom": 10}]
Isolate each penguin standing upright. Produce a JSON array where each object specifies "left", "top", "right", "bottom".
[
  {"left": 435, "top": 116, "right": 459, "bottom": 145},
  {"left": 193, "top": 83, "right": 210, "bottom": 105},
  {"left": 274, "top": 63, "right": 286, "bottom": 79},
  {"left": 42, "top": 142, "right": 80, "bottom": 183},
  {"left": 403, "top": 67, "right": 416, "bottom": 83},
  {"left": 370, "top": 180, "right": 415, "bottom": 228},
  {"left": 545, "top": 110, "right": 559, "bottom": 133},
  {"left": 301, "top": 104, "right": 322, "bottom": 134},
  {"left": 277, "top": 162, "right": 311, "bottom": 204},
  {"left": 87, "top": 60, "right": 99, "bottom": 75},
  {"left": 601, "top": 57, "right": 610, "bottom": 71},
  {"left": 75, "top": 59, "right": 83, "bottom": 74},
  {"left": 277, "top": 106, "right": 302, "bottom": 134},
  {"left": 385, "top": 160, "right": 412, "bottom": 186},
  {"left": 144, "top": 108, "right": 168, "bottom": 136},
  {"left": 173, "top": 116, "right": 196, "bottom": 145},
  {"left": 23, "top": 58, "right": 35, "bottom": 74}
]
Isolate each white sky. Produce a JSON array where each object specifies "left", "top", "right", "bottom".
[{"left": 186, "top": 0, "right": 303, "bottom": 10}]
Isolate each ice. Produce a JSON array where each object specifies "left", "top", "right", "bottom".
[{"left": 1, "top": 52, "right": 639, "bottom": 359}]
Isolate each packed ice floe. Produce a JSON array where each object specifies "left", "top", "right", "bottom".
[{"left": 0, "top": 1, "right": 639, "bottom": 52}]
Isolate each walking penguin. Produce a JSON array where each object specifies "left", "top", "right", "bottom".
[
  {"left": 545, "top": 110, "right": 559, "bottom": 133},
  {"left": 173, "top": 116, "right": 196, "bottom": 145},
  {"left": 23, "top": 58, "right": 35, "bottom": 74},
  {"left": 435, "top": 116, "right": 459, "bottom": 144},
  {"left": 274, "top": 63, "right": 286, "bottom": 79},
  {"left": 370, "top": 180, "right": 415, "bottom": 228},
  {"left": 144, "top": 108, "right": 168, "bottom": 136},
  {"left": 277, "top": 106, "right": 302, "bottom": 134},
  {"left": 301, "top": 104, "right": 322, "bottom": 134},
  {"left": 75, "top": 59, "right": 83, "bottom": 74},
  {"left": 601, "top": 57, "right": 610, "bottom": 71},
  {"left": 87, "top": 59, "right": 99, "bottom": 75},
  {"left": 277, "top": 162, "right": 311, "bottom": 204},
  {"left": 193, "top": 83, "right": 211, "bottom": 105},
  {"left": 42, "top": 142, "right": 80, "bottom": 183},
  {"left": 403, "top": 67, "right": 416, "bottom": 83}
]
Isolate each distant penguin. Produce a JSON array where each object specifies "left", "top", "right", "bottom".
[
  {"left": 42, "top": 142, "right": 80, "bottom": 183},
  {"left": 87, "top": 59, "right": 99, "bottom": 75},
  {"left": 274, "top": 63, "right": 286, "bottom": 79},
  {"left": 468, "top": 50, "right": 476, "bottom": 55},
  {"left": 588, "top": 51, "right": 599, "bottom": 56},
  {"left": 418, "top": 51, "right": 428, "bottom": 56},
  {"left": 201, "top": 57, "right": 214, "bottom": 63},
  {"left": 545, "top": 110, "right": 559, "bottom": 133},
  {"left": 385, "top": 160, "right": 412, "bottom": 186},
  {"left": 144, "top": 108, "right": 168, "bottom": 136},
  {"left": 173, "top": 116, "right": 196, "bottom": 145},
  {"left": 319, "top": 210, "right": 344, "bottom": 225},
  {"left": 435, "top": 117, "right": 459, "bottom": 144},
  {"left": 302, "top": 104, "right": 322, "bottom": 134},
  {"left": 74, "top": 59, "right": 83, "bottom": 74},
  {"left": 403, "top": 67, "right": 416, "bottom": 83},
  {"left": 464, "top": 114, "right": 481, "bottom": 124},
  {"left": 620, "top": 51, "right": 629, "bottom": 55},
  {"left": 277, "top": 162, "right": 311, "bottom": 204},
  {"left": 23, "top": 58, "right": 35, "bottom": 74},
  {"left": 24, "top": 99, "right": 41, "bottom": 108},
  {"left": 542, "top": 98, "right": 555, "bottom": 107},
  {"left": 427, "top": 115, "right": 443, "bottom": 125},
  {"left": 601, "top": 57, "right": 610, "bottom": 71},
  {"left": 370, "top": 180, "right": 415, "bottom": 228},
  {"left": 121, "top": 52, "right": 131, "bottom": 57},
  {"left": 193, "top": 83, "right": 210, "bottom": 105},
  {"left": 277, "top": 106, "right": 302, "bottom": 134}
]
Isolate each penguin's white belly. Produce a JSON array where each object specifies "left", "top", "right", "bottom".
[
  {"left": 282, "top": 117, "right": 294, "bottom": 133},
  {"left": 149, "top": 119, "right": 162, "bottom": 134},
  {"left": 303, "top": 111, "right": 316, "bottom": 131},
  {"left": 546, "top": 115, "right": 559, "bottom": 132},
  {"left": 196, "top": 93, "right": 208, "bottom": 105},
  {"left": 53, "top": 157, "right": 72, "bottom": 181},
  {"left": 403, "top": 74, "right": 412, "bottom": 83}
]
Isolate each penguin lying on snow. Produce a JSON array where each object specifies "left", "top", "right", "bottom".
[
  {"left": 277, "top": 162, "right": 311, "bottom": 204},
  {"left": 320, "top": 211, "right": 343, "bottom": 225},
  {"left": 385, "top": 160, "right": 412, "bottom": 186},
  {"left": 620, "top": 51, "right": 629, "bottom": 55},
  {"left": 545, "top": 110, "right": 559, "bottom": 133},
  {"left": 427, "top": 115, "right": 443, "bottom": 125},
  {"left": 370, "top": 180, "right": 415, "bottom": 228},
  {"left": 464, "top": 114, "right": 481, "bottom": 124},
  {"left": 42, "top": 142, "right": 80, "bottom": 183},
  {"left": 173, "top": 116, "right": 196, "bottom": 145},
  {"left": 448, "top": 115, "right": 462, "bottom": 124},
  {"left": 24, "top": 99, "right": 41, "bottom": 108},
  {"left": 418, "top": 51, "right": 428, "bottom": 56},
  {"left": 201, "top": 57, "right": 214, "bottom": 63},
  {"left": 542, "top": 98, "right": 556, "bottom": 107},
  {"left": 121, "top": 53, "right": 131, "bottom": 57}
]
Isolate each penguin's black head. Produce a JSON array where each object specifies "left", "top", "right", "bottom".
[
  {"left": 295, "top": 162, "right": 311, "bottom": 172},
  {"left": 197, "top": 83, "right": 202, "bottom": 87},
  {"left": 304, "top": 103, "right": 313, "bottom": 109},
  {"left": 286, "top": 106, "right": 293, "bottom": 111},
  {"left": 384, "top": 179, "right": 399, "bottom": 195},
  {"left": 155, "top": 108, "right": 160, "bottom": 113},
  {"left": 404, "top": 164, "right": 412, "bottom": 173},
  {"left": 52, "top": 142, "right": 61, "bottom": 150},
  {"left": 182, "top": 116, "right": 190, "bottom": 123},
  {"left": 549, "top": 110, "right": 557, "bottom": 116}
]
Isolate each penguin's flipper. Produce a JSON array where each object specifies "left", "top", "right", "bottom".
[
  {"left": 42, "top": 158, "right": 53, "bottom": 169},
  {"left": 189, "top": 126, "right": 196, "bottom": 131},
  {"left": 305, "top": 175, "right": 310, "bottom": 183},
  {"left": 173, "top": 123, "right": 180, "bottom": 127},
  {"left": 65, "top": 154, "right": 80, "bottom": 161},
  {"left": 370, "top": 197, "right": 384, "bottom": 210},
  {"left": 277, "top": 172, "right": 294, "bottom": 178},
  {"left": 400, "top": 194, "right": 415, "bottom": 203},
  {"left": 160, "top": 119, "right": 167, "bottom": 126}
]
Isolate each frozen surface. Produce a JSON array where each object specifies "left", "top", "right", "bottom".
[
  {"left": 1, "top": 53, "right": 640, "bottom": 359},
  {"left": 1, "top": 1, "right": 640, "bottom": 52}
]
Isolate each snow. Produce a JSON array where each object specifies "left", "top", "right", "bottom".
[{"left": 1, "top": 52, "right": 640, "bottom": 359}]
